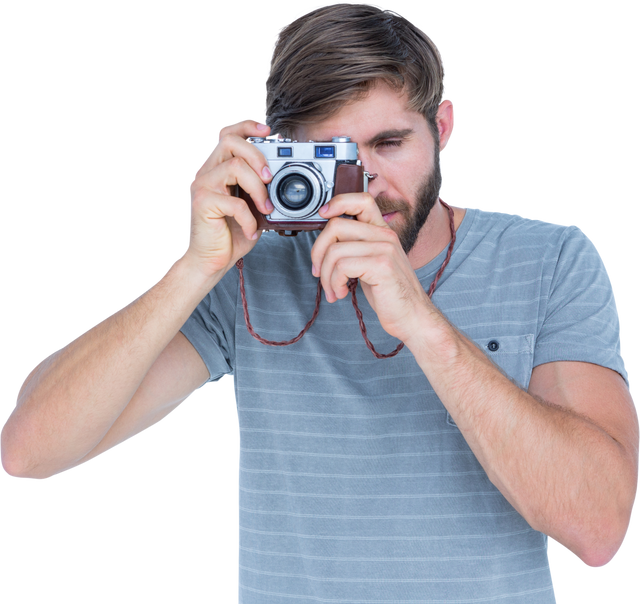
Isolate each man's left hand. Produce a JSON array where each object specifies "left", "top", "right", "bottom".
[{"left": 309, "top": 192, "right": 441, "bottom": 345}]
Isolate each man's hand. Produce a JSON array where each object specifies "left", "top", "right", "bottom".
[
  {"left": 183, "top": 121, "right": 275, "bottom": 281},
  {"left": 310, "top": 193, "right": 442, "bottom": 344}
]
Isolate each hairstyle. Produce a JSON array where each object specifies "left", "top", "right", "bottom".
[{"left": 266, "top": 4, "right": 444, "bottom": 142}]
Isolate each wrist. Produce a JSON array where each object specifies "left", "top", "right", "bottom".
[
  {"left": 402, "top": 300, "right": 463, "bottom": 368},
  {"left": 173, "top": 253, "right": 227, "bottom": 299}
]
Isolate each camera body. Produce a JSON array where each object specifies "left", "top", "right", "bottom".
[{"left": 237, "top": 136, "right": 367, "bottom": 236}]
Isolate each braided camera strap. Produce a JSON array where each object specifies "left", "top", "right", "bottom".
[{"left": 235, "top": 199, "right": 456, "bottom": 359}]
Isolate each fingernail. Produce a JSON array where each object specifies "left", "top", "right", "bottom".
[
  {"left": 319, "top": 203, "right": 329, "bottom": 215},
  {"left": 251, "top": 232, "right": 259, "bottom": 240},
  {"left": 312, "top": 264, "right": 318, "bottom": 277},
  {"left": 262, "top": 166, "right": 272, "bottom": 180},
  {"left": 256, "top": 123, "right": 269, "bottom": 131},
  {"left": 265, "top": 198, "right": 274, "bottom": 212}
]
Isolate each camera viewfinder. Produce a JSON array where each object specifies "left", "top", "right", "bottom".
[{"left": 314, "top": 146, "right": 335, "bottom": 158}]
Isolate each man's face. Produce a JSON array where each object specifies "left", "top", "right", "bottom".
[{"left": 292, "top": 82, "right": 443, "bottom": 254}]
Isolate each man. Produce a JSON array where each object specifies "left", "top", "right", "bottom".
[
  {"left": 2, "top": 4, "right": 637, "bottom": 603},
  {"left": 219, "top": 5, "right": 638, "bottom": 602}
]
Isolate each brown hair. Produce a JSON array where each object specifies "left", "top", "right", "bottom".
[{"left": 266, "top": 4, "right": 444, "bottom": 141}]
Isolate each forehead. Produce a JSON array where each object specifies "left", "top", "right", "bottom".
[{"left": 293, "top": 83, "right": 428, "bottom": 143}]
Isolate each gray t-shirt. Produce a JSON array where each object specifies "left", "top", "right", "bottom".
[{"left": 181, "top": 208, "right": 626, "bottom": 604}]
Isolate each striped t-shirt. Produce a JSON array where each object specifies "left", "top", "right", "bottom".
[{"left": 181, "top": 208, "right": 626, "bottom": 604}]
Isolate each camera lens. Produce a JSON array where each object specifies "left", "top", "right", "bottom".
[
  {"left": 277, "top": 175, "right": 312, "bottom": 210},
  {"left": 269, "top": 162, "right": 325, "bottom": 218}
]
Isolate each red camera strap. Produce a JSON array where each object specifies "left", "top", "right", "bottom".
[{"left": 236, "top": 199, "right": 456, "bottom": 359}]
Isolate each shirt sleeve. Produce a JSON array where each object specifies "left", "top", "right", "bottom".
[
  {"left": 179, "top": 267, "right": 239, "bottom": 383},
  {"left": 533, "top": 226, "right": 628, "bottom": 384}
]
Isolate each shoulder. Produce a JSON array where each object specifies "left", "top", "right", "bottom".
[{"left": 464, "top": 208, "right": 596, "bottom": 261}]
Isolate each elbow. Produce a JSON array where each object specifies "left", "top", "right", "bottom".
[
  {"left": 585, "top": 461, "right": 640, "bottom": 566},
  {"left": 2, "top": 447, "right": 53, "bottom": 480},
  {"left": 577, "top": 536, "right": 623, "bottom": 568},
  {"left": 573, "top": 499, "right": 635, "bottom": 567},
  {"left": 3, "top": 457, "right": 62, "bottom": 480},
  {"left": 2, "top": 424, "right": 30, "bottom": 478},
  {"left": 2, "top": 418, "right": 22, "bottom": 476},
  {"left": 1, "top": 445, "right": 22, "bottom": 477},
  {"left": 1, "top": 454, "right": 36, "bottom": 479},
  {"left": 1, "top": 417, "right": 52, "bottom": 479}
]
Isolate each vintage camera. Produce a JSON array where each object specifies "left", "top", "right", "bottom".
[{"left": 236, "top": 136, "right": 367, "bottom": 236}]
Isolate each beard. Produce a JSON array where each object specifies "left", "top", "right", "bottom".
[{"left": 375, "top": 145, "right": 442, "bottom": 254}]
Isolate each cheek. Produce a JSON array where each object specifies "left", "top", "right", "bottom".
[
  {"left": 391, "top": 178, "right": 416, "bottom": 206},
  {"left": 371, "top": 146, "right": 433, "bottom": 199}
]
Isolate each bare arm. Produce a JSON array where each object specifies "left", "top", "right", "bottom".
[
  {"left": 2, "top": 262, "right": 214, "bottom": 479},
  {"left": 406, "top": 324, "right": 638, "bottom": 567},
  {"left": 1, "top": 120, "right": 275, "bottom": 479}
]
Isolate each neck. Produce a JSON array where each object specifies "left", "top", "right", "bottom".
[{"left": 406, "top": 199, "right": 465, "bottom": 270}]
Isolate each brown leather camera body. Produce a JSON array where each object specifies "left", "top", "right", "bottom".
[{"left": 236, "top": 162, "right": 366, "bottom": 236}]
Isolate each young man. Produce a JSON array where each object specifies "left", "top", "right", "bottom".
[
  {"left": 212, "top": 4, "right": 638, "bottom": 603},
  {"left": 3, "top": 4, "right": 637, "bottom": 603}
]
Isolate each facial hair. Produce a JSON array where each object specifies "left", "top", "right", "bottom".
[{"left": 375, "top": 145, "right": 442, "bottom": 254}]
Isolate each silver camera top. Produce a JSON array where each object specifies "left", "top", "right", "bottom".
[
  {"left": 248, "top": 136, "right": 358, "bottom": 162},
  {"left": 248, "top": 136, "right": 363, "bottom": 222},
  {"left": 249, "top": 136, "right": 351, "bottom": 143}
]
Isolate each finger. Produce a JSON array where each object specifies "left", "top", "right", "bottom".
[
  {"left": 215, "top": 134, "right": 272, "bottom": 183},
  {"left": 319, "top": 241, "right": 373, "bottom": 302},
  {"left": 311, "top": 217, "right": 398, "bottom": 285},
  {"left": 318, "top": 192, "right": 388, "bottom": 227},
  {"left": 322, "top": 240, "right": 400, "bottom": 302},
  {"left": 192, "top": 187, "right": 259, "bottom": 243},
  {"left": 195, "top": 117, "right": 271, "bottom": 185},
  {"left": 219, "top": 120, "right": 270, "bottom": 142},
  {"left": 196, "top": 155, "right": 273, "bottom": 216}
]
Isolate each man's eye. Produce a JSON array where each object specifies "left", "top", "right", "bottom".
[{"left": 378, "top": 139, "right": 402, "bottom": 148}]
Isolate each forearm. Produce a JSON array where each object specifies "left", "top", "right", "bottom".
[
  {"left": 405, "top": 310, "right": 636, "bottom": 566},
  {"left": 2, "top": 257, "right": 221, "bottom": 478}
]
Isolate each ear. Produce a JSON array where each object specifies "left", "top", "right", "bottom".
[{"left": 436, "top": 100, "right": 454, "bottom": 151}]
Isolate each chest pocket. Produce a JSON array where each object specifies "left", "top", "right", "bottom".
[{"left": 446, "top": 333, "right": 535, "bottom": 428}]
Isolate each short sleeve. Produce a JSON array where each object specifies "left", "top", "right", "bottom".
[
  {"left": 180, "top": 267, "right": 239, "bottom": 383},
  {"left": 533, "top": 226, "right": 628, "bottom": 384}
]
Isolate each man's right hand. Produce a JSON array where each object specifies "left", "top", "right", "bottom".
[{"left": 183, "top": 120, "right": 275, "bottom": 280}]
